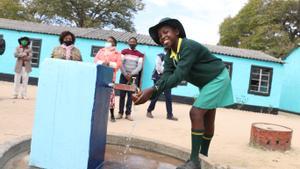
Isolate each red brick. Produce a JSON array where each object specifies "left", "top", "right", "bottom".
[{"left": 249, "top": 123, "right": 292, "bottom": 151}]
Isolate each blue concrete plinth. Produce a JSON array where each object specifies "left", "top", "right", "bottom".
[{"left": 29, "top": 58, "right": 113, "bottom": 169}]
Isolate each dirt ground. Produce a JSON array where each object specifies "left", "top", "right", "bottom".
[{"left": 0, "top": 81, "right": 299, "bottom": 169}]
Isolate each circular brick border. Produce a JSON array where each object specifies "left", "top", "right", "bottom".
[
  {"left": 250, "top": 122, "right": 293, "bottom": 151},
  {"left": 0, "top": 134, "right": 244, "bottom": 169}
]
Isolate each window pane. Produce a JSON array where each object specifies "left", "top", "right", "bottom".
[
  {"left": 261, "top": 71, "right": 270, "bottom": 76},
  {"left": 91, "top": 46, "right": 103, "bottom": 57},
  {"left": 252, "top": 74, "right": 259, "bottom": 80},
  {"left": 93, "top": 49, "right": 99, "bottom": 54},
  {"left": 260, "top": 86, "right": 268, "bottom": 93},
  {"left": 32, "top": 40, "right": 41, "bottom": 46},
  {"left": 249, "top": 66, "right": 272, "bottom": 95},
  {"left": 32, "top": 61, "right": 38, "bottom": 65},
  {"left": 32, "top": 53, "right": 38, "bottom": 58},
  {"left": 250, "top": 80, "right": 259, "bottom": 85},
  {"left": 30, "top": 39, "right": 42, "bottom": 67},
  {"left": 31, "top": 59, "right": 38, "bottom": 64},
  {"left": 261, "top": 75, "right": 269, "bottom": 80},
  {"left": 31, "top": 57, "right": 38, "bottom": 61},
  {"left": 223, "top": 62, "right": 233, "bottom": 78},
  {"left": 250, "top": 86, "right": 259, "bottom": 91},
  {"left": 179, "top": 80, "right": 188, "bottom": 86},
  {"left": 225, "top": 64, "right": 231, "bottom": 70},
  {"left": 252, "top": 68, "right": 260, "bottom": 73},
  {"left": 32, "top": 47, "right": 40, "bottom": 52},
  {"left": 261, "top": 81, "right": 269, "bottom": 87},
  {"left": 262, "top": 69, "right": 271, "bottom": 74}
]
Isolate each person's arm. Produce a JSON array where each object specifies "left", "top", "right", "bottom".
[
  {"left": 51, "top": 47, "right": 58, "bottom": 58},
  {"left": 107, "top": 59, "right": 118, "bottom": 69},
  {"left": 76, "top": 48, "right": 83, "bottom": 61},
  {"left": 155, "top": 55, "right": 164, "bottom": 74},
  {"left": 109, "top": 53, "right": 122, "bottom": 70},
  {"left": 94, "top": 49, "right": 105, "bottom": 64},
  {"left": 120, "top": 54, "right": 128, "bottom": 76},
  {"left": 14, "top": 47, "right": 23, "bottom": 58},
  {"left": 153, "top": 46, "right": 198, "bottom": 97},
  {"left": 78, "top": 51, "right": 82, "bottom": 61},
  {"left": 131, "top": 57, "right": 143, "bottom": 75},
  {"left": 25, "top": 48, "right": 32, "bottom": 61}
]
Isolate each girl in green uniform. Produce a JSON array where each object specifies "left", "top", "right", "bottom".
[{"left": 133, "top": 18, "right": 234, "bottom": 169}]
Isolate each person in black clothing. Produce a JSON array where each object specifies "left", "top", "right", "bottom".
[{"left": 146, "top": 50, "right": 178, "bottom": 121}]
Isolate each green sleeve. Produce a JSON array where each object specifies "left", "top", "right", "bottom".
[{"left": 152, "top": 46, "right": 198, "bottom": 98}]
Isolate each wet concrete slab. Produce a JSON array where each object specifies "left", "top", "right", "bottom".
[{"left": 3, "top": 144, "right": 183, "bottom": 169}]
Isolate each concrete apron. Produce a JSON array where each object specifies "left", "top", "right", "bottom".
[{"left": 0, "top": 134, "right": 244, "bottom": 169}]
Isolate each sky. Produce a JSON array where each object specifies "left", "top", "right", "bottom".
[{"left": 134, "top": 0, "right": 248, "bottom": 45}]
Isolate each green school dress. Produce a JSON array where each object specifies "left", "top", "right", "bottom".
[{"left": 152, "top": 38, "right": 234, "bottom": 109}]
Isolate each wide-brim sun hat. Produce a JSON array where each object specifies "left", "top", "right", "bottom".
[
  {"left": 149, "top": 17, "right": 186, "bottom": 45},
  {"left": 18, "top": 37, "right": 31, "bottom": 45}
]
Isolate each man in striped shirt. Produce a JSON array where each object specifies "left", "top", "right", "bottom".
[{"left": 117, "top": 37, "right": 144, "bottom": 121}]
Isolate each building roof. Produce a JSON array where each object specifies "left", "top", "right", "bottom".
[
  {"left": 0, "top": 18, "right": 284, "bottom": 64},
  {"left": 0, "top": 18, "right": 156, "bottom": 46},
  {"left": 281, "top": 45, "right": 300, "bottom": 60},
  {"left": 204, "top": 44, "right": 284, "bottom": 64}
]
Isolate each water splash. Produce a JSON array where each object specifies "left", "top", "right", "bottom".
[{"left": 120, "top": 90, "right": 139, "bottom": 169}]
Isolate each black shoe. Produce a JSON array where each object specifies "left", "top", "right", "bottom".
[
  {"left": 111, "top": 117, "right": 116, "bottom": 122},
  {"left": 125, "top": 115, "right": 134, "bottom": 121},
  {"left": 167, "top": 116, "right": 178, "bottom": 121},
  {"left": 146, "top": 112, "right": 154, "bottom": 118},
  {"left": 176, "top": 160, "right": 201, "bottom": 169}
]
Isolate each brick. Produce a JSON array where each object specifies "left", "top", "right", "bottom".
[{"left": 249, "top": 123, "right": 292, "bottom": 151}]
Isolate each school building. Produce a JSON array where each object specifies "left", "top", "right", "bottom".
[{"left": 0, "top": 18, "right": 299, "bottom": 115}]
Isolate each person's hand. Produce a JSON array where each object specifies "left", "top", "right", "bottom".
[
  {"left": 132, "top": 87, "right": 154, "bottom": 105},
  {"left": 103, "top": 60, "right": 110, "bottom": 66},
  {"left": 125, "top": 74, "right": 132, "bottom": 81},
  {"left": 132, "top": 91, "right": 142, "bottom": 103}
]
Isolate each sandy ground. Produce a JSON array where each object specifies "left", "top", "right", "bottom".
[{"left": 0, "top": 81, "right": 299, "bottom": 169}]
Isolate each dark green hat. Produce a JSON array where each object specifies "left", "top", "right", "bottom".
[{"left": 149, "top": 17, "right": 186, "bottom": 45}]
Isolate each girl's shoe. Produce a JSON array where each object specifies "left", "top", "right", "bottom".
[{"left": 176, "top": 160, "right": 201, "bottom": 169}]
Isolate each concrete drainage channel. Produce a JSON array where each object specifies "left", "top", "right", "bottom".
[{"left": 0, "top": 134, "right": 244, "bottom": 169}]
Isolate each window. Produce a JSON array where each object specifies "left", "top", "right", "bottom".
[
  {"left": 91, "top": 45, "right": 104, "bottom": 57},
  {"left": 248, "top": 66, "right": 273, "bottom": 96},
  {"left": 179, "top": 80, "right": 188, "bottom": 86},
  {"left": 223, "top": 62, "right": 233, "bottom": 78},
  {"left": 29, "top": 38, "right": 42, "bottom": 67}
]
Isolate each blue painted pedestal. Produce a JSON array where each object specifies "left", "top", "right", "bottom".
[{"left": 30, "top": 59, "right": 113, "bottom": 169}]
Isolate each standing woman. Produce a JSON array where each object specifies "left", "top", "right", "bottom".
[
  {"left": 13, "top": 37, "right": 32, "bottom": 99},
  {"left": 94, "top": 36, "right": 122, "bottom": 122},
  {"left": 51, "top": 31, "right": 82, "bottom": 61},
  {"left": 133, "top": 18, "right": 234, "bottom": 169}
]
